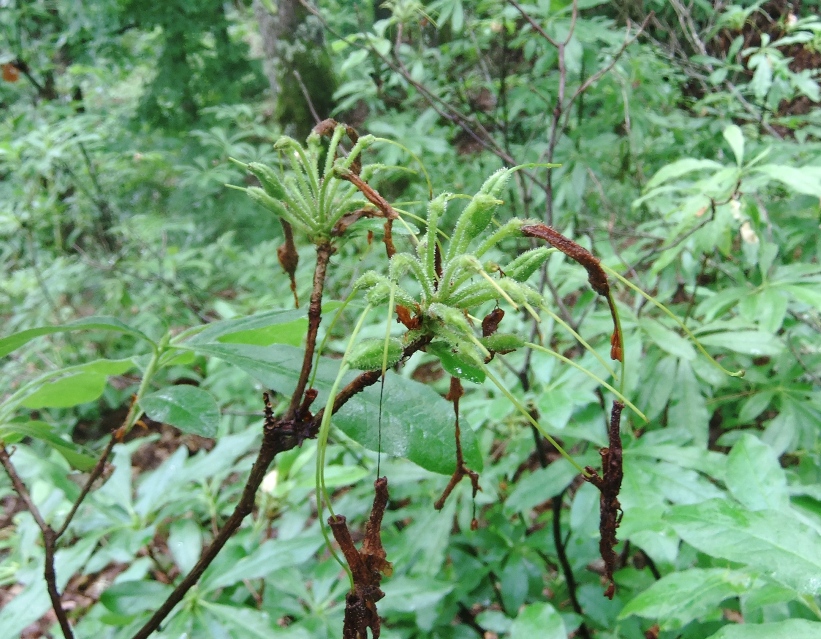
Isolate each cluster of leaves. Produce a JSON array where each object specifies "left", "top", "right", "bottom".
[{"left": 2, "top": 1, "right": 821, "bottom": 638}]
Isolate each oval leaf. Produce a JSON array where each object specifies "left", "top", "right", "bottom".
[
  {"left": 19, "top": 359, "right": 134, "bottom": 409},
  {"left": 510, "top": 602, "right": 566, "bottom": 639},
  {"left": 668, "top": 499, "right": 821, "bottom": 595},
  {"left": 427, "top": 341, "right": 486, "bottom": 383},
  {"left": 187, "top": 343, "right": 482, "bottom": 475},
  {"left": 139, "top": 386, "right": 220, "bottom": 437},
  {"left": 621, "top": 568, "right": 752, "bottom": 630},
  {"left": 723, "top": 124, "right": 744, "bottom": 165}
]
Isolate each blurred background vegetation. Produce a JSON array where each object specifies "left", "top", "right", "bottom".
[{"left": 1, "top": 0, "right": 821, "bottom": 637}]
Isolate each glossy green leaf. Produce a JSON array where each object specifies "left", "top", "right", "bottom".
[
  {"left": 504, "top": 456, "right": 593, "bottom": 515},
  {"left": 501, "top": 555, "right": 530, "bottom": 612},
  {"left": 19, "top": 359, "right": 134, "bottom": 409},
  {"left": 738, "top": 391, "right": 775, "bottom": 423},
  {"left": 509, "top": 602, "right": 566, "bottom": 639},
  {"left": 726, "top": 434, "right": 788, "bottom": 511},
  {"left": 139, "top": 386, "right": 220, "bottom": 437},
  {"left": 335, "top": 372, "right": 484, "bottom": 476},
  {"left": 706, "top": 620, "right": 821, "bottom": 639},
  {"left": 645, "top": 158, "right": 724, "bottom": 189},
  {"left": 186, "top": 343, "right": 482, "bottom": 475},
  {"left": 380, "top": 576, "right": 454, "bottom": 614},
  {"left": 427, "top": 341, "right": 486, "bottom": 383},
  {"left": 168, "top": 518, "right": 203, "bottom": 574},
  {"left": 753, "top": 288, "right": 788, "bottom": 333},
  {"left": 754, "top": 164, "right": 821, "bottom": 198},
  {"left": 0, "top": 316, "right": 152, "bottom": 357},
  {"left": 668, "top": 499, "right": 821, "bottom": 594},
  {"left": 668, "top": 360, "right": 709, "bottom": 446},
  {"left": 200, "top": 602, "right": 274, "bottom": 638},
  {"left": 621, "top": 568, "right": 752, "bottom": 630},
  {"left": 184, "top": 307, "right": 309, "bottom": 347},
  {"left": 637, "top": 355, "right": 677, "bottom": 421}
]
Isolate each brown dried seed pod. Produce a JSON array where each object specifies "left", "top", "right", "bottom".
[{"left": 520, "top": 224, "right": 610, "bottom": 297}]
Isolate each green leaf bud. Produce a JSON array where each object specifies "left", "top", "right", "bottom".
[
  {"left": 353, "top": 271, "right": 390, "bottom": 291},
  {"left": 463, "top": 193, "right": 503, "bottom": 241},
  {"left": 475, "top": 219, "right": 527, "bottom": 257},
  {"left": 503, "top": 247, "right": 551, "bottom": 282},
  {"left": 245, "top": 187, "right": 289, "bottom": 219},
  {"left": 449, "top": 193, "right": 503, "bottom": 260},
  {"left": 479, "top": 167, "right": 513, "bottom": 197},
  {"left": 273, "top": 135, "right": 300, "bottom": 151},
  {"left": 480, "top": 333, "right": 525, "bottom": 354},
  {"left": 348, "top": 338, "right": 404, "bottom": 371},
  {"left": 428, "top": 302, "right": 472, "bottom": 335},
  {"left": 498, "top": 279, "right": 533, "bottom": 305},
  {"left": 366, "top": 282, "right": 392, "bottom": 305},
  {"left": 247, "top": 162, "right": 287, "bottom": 200},
  {"left": 389, "top": 254, "right": 433, "bottom": 300}
]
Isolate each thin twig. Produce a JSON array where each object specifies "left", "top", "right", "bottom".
[
  {"left": 292, "top": 69, "right": 322, "bottom": 126},
  {"left": 54, "top": 435, "right": 117, "bottom": 538},
  {"left": 0, "top": 446, "right": 75, "bottom": 639},
  {"left": 552, "top": 490, "right": 591, "bottom": 639}
]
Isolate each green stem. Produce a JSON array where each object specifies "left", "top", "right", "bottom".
[
  {"left": 315, "top": 304, "right": 373, "bottom": 583},
  {"left": 602, "top": 264, "right": 744, "bottom": 378},
  {"left": 537, "top": 303, "right": 618, "bottom": 380},
  {"left": 372, "top": 137, "right": 433, "bottom": 198},
  {"left": 482, "top": 367, "right": 588, "bottom": 475},
  {"left": 608, "top": 291, "right": 627, "bottom": 396},
  {"left": 525, "top": 342, "right": 645, "bottom": 421}
]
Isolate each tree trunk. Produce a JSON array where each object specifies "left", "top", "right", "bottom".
[{"left": 253, "top": 0, "right": 338, "bottom": 137}]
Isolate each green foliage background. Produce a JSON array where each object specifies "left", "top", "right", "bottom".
[{"left": 1, "top": 0, "right": 821, "bottom": 638}]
